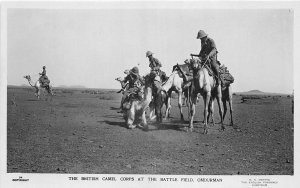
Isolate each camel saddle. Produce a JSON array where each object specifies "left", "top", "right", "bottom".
[{"left": 39, "top": 78, "right": 50, "bottom": 87}]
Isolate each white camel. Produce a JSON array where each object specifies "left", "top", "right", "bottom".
[
  {"left": 24, "top": 75, "right": 53, "bottom": 99},
  {"left": 160, "top": 71, "right": 187, "bottom": 121},
  {"left": 189, "top": 60, "right": 224, "bottom": 134},
  {"left": 123, "top": 74, "right": 153, "bottom": 130}
]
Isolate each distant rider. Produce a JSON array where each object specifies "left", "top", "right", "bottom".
[{"left": 39, "top": 66, "right": 50, "bottom": 89}]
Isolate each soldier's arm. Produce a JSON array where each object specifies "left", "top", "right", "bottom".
[
  {"left": 208, "top": 48, "right": 217, "bottom": 58},
  {"left": 155, "top": 58, "right": 162, "bottom": 68},
  {"left": 207, "top": 38, "right": 217, "bottom": 58}
]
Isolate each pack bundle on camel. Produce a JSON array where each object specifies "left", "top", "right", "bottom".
[{"left": 23, "top": 75, "right": 53, "bottom": 99}]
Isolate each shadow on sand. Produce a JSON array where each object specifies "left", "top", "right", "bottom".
[
  {"left": 26, "top": 99, "right": 40, "bottom": 101},
  {"left": 110, "top": 107, "right": 120, "bottom": 111},
  {"left": 101, "top": 120, "right": 127, "bottom": 129}
]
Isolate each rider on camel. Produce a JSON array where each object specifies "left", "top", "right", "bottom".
[
  {"left": 119, "top": 66, "right": 144, "bottom": 112},
  {"left": 146, "top": 51, "right": 167, "bottom": 94},
  {"left": 179, "top": 30, "right": 221, "bottom": 86},
  {"left": 39, "top": 66, "right": 50, "bottom": 89}
]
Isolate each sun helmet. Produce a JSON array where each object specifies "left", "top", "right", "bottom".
[
  {"left": 146, "top": 51, "right": 153, "bottom": 57},
  {"left": 196, "top": 30, "right": 208, "bottom": 39},
  {"left": 130, "top": 66, "right": 139, "bottom": 75}
]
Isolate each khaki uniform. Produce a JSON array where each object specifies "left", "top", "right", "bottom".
[
  {"left": 148, "top": 57, "right": 163, "bottom": 92},
  {"left": 199, "top": 37, "right": 220, "bottom": 84}
]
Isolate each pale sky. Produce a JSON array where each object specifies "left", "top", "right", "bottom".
[{"left": 7, "top": 8, "right": 293, "bottom": 93}]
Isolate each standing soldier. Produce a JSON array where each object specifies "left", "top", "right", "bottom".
[{"left": 191, "top": 30, "right": 221, "bottom": 86}]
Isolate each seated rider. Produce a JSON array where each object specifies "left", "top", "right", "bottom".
[
  {"left": 185, "top": 30, "right": 221, "bottom": 86},
  {"left": 39, "top": 66, "right": 50, "bottom": 88},
  {"left": 146, "top": 51, "right": 166, "bottom": 93},
  {"left": 119, "top": 66, "right": 144, "bottom": 112}
]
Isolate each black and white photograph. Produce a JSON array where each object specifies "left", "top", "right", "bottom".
[{"left": 0, "top": 1, "right": 299, "bottom": 188}]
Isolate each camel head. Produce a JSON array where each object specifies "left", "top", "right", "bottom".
[
  {"left": 115, "top": 77, "right": 123, "bottom": 82},
  {"left": 143, "top": 74, "right": 153, "bottom": 88},
  {"left": 24, "top": 75, "right": 31, "bottom": 81},
  {"left": 191, "top": 59, "right": 200, "bottom": 70}
]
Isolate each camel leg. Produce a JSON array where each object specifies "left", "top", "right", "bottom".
[
  {"left": 208, "top": 99, "right": 215, "bottom": 126},
  {"left": 167, "top": 96, "right": 171, "bottom": 118},
  {"left": 222, "top": 98, "right": 227, "bottom": 123},
  {"left": 127, "top": 106, "right": 136, "bottom": 129},
  {"left": 164, "top": 94, "right": 171, "bottom": 120},
  {"left": 229, "top": 97, "right": 234, "bottom": 127},
  {"left": 154, "top": 95, "right": 162, "bottom": 123},
  {"left": 203, "top": 92, "right": 211, "bottom": 134},
  {"left": 36, "top": 88, "right": 40, "bottom": 100},
  {"left": 149, "top": 102, "right": 156, "bottom": 120},
  {"left": 189, "top": 93, "right": 197, "bottom": 132},
  {"left": 142, "top": 111, "right": 148, "bottom": 131},
  {"left": 216, "top": 95, "right": 225, "bottom": 131},
  {"left": 187, "top": 88, "right": 191, "bottom": 120},
  {"left": 120, "top": 94, "right": 126, "bottom": 109},
  {"left": 178, "top": 91, "right": 184, "bottom": 121}
]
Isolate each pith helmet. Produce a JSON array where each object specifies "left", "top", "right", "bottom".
[
  {"left": 146, "top": 51, "right": 153, "bottom": 57},
  {"left": 196, "top": 30, "right": 207, "bottom": 39},
  {"left": 130, "top": 66, "right": 139, "bottom": 75}
]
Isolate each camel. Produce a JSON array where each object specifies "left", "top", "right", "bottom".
[
  {"left": 160, "top": 71, "right": 189, "bottom": 121},
  {"left": 122, "top": 74, "right": 153, "bottom": 130},
  {"left": 24, "top": 75, "right": 53, "bottom": 99},
  {"left": 189, "top": 60, "right": 224, "bottom": 134},
  {"left": 207, "top": 85, "right": 234, "bottom": 127},
  {"left": 146, "top": 74, "right": 168, "bottom": 123}
]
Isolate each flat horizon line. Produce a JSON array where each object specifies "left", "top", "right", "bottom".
[{"left": 7, "top": 84, "right": 293, "bottom": 95}]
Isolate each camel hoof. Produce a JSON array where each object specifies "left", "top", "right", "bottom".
[
  {"left": 219, "top": 126, "right": 225, "bottom": 132},
  {"left": 143, "top": 125, "right": 149, "bottom": 131},
  {"left": 128, "top": 125, "right": 136, "bottom": 129},
  {"left": 233, "top": 126, "right": 241, "bottom": 132},
  {"left": 183, "top": 127, "right": 190, "bottom": 132}
]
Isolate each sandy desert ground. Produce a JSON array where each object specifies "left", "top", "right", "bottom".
[{"left": 7, "top": 86, "right": 293, "bottom": 175}]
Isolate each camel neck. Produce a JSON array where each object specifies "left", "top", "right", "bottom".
[{"left": 161, "top": 72, "right": 175, "bottom": 91}]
